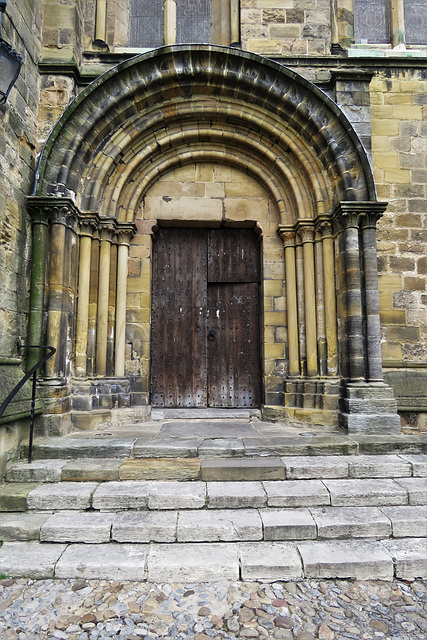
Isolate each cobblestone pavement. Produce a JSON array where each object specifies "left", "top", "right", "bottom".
[{"left": 0, "top": 577, "right": 426, "bottom": 640}]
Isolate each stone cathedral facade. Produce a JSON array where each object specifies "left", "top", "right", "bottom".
[{"left": 0, "top": 0, "right": 426, "bottom": 474}]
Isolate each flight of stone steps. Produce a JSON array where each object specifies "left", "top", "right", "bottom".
[{"left": 1, "top": 424, "right": 426, "bottom": 584}]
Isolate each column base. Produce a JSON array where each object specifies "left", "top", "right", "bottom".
[
  {"left": 284, "top": 377, "right": 340, "bottom": 411},
  {"left": 339, "top": 381, "right": 402, "bottom": 435}
]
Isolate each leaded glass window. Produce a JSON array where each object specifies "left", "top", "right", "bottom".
[
  {"left": 354, "top": 0, "right": 391, "bottom": 44},
  {"left": 176, "top": 0, "right": 211, "bottom": 43},
  {"left": 404, "top": 0, "right": 427, "bottom": 45},
  {"left": 130, "top": 0, "right": 164, "bottom": 48}
]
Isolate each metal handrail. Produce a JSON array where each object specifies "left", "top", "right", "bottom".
[{"left": 0, "top": 345, "right": 56, "bottom": 463}]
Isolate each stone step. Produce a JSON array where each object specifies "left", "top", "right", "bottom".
[
  {"left": 20, "top": 432, "right": 427, "bottom": 461},
  {"left": 0, "top": 538, "right": 425, "bottom": 581},
  {"left": 6, "top": 454, "right": 427, "bottom": 484},
  {"left": 1, "top": 477, "right": 426, "bottom": 512},
  {"left": 1, "top": 506, "right": 425, "bottom": 544}
]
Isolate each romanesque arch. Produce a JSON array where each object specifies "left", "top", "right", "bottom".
[{"left": 27, "top": 45, "right": 400, "bottom": 433}]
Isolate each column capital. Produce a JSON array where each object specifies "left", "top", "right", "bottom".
[
  {"left": 27, "top": 196, "right": 80, "bottom": 230},
  {"left": 332, "top": 201, "right": 388, "bottom": 230},
  {"left": 116, "top": 221, "right": 137, "bottom": 246},
  {"left": 296, "top": 221, "right": 316, "bottom": 243},
  {"left": 98, "top": 217, "right": 118, "bottom": 242},
  {"left": 78, "top": 212, "right": 100, "bottom": 237},
  {"left": 277, "top": 225, "right": 296, "bottom": 247},
  {"left": 316, "top": 218, "right": 334, "bottom": 239}
]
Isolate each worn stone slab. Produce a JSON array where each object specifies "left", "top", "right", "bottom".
[
  {"left": 92, "top": 481, "right": 151, "bottom": 511},
  {"left": 0, "top": 512, "right": 52, "bottom": 541},
  {"left": 310, "top": 507, "right": 392, "bottom": 539},
  {"left": 119, "top": 458, "right": 200, "bottom": 481},
  {"left": 0, "top": 541, "right": 67, "bottom": 578},
  {"left": 394, "top": 477, "right": 427, "bottom": 505},
  {"left": 112, "top": 511, "right": 178, "bottom": 542},
  {"left": 263, "top": 480, "right": 330, "bottom": 508},
  {"left": 399, "top": 454, "right": 427, "bottom": 477},
  {"left": 201, "top": 458, "right": 285, "bottom": 481},
  {"left": 6, "top": 460, "right": 66, "bottom": 483},
  {"left": 347, "top": 455, "right": 412, "bottom": 478},
  {"left": 281, "top": 456, "right": 348, "bottom": 480},
  {"left": 61, "top": 459, "right": 121, "bottom": 482},
  {"left": 29, "top": 438, "right": 135, "bottom": 460},
  {"left": 244, "top": 436, "right": 358, "bottom": 457},
  {"left": 323, "top": 479, "right": 408, "bottom": 507},
  {"left": 239, "top": 542, "right": 302, "bottom": 580},
  {"left": 162, "top": 408, "right": 252, "bottom": 420},
  {"left": 40, "top": 511, "right": 113, "bottom": 543},
  {"left": 297, "top": 540, "right": 394, "bottom": 580},
  {"left": 27, "top": 482, "right": 98, "bottom": 511},
  {"left": 55, "top": 543, "right": 148, "bottom": 580},
  {"left": 133, "top": 439, "right": 203, "bottom": 458},
  {"left": 380, "top": 538, "right": 427, "bottom": 580},
  {"left": 380, "top": 506, "right": 427, "bottom": 537},
  {"left": 177, "top": 509, "right": 262, "bottom": 542},
  {"left": 260, "top": 509, "right": 316, "bottom": 540},
  {"left": 148, "top": 481, "right": 206, "bottom": 509},
  {"left": 160, "top": 422, "right": 258, "bottom": 438},
  {"left": 207, "top": 482, "right": 266, "bottom": 509},
  {"left": 147, "top": 543, "right": 239, "bottom": 582},
  {"left": 0, "top": 483, "right": 36, "bottom": 512},
  {"left": 357, "top": 435, "right": 427, "bottom": 456},
  {"left": 197, "top": 439, "right": 246, "bottom": 458}
]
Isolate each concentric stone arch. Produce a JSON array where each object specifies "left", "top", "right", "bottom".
[{"left": 27, "top": 45, "right": 401, "bottom": 434}]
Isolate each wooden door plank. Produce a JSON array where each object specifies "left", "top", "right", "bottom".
[{"left": 208, "top": 228, "right": 261, "bottom": 283}]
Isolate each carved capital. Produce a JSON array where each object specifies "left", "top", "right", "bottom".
[
  {"left": 277, "top": 225, "right": 296, "bottom": 248},
  {"left": 333, "top": 201, "right": 387, "bottom": 231},
  {"left": 297, "top": 221, "right": 315, "bottom": 243},
  {"left": 78, "top": 212, "right": 99, "bottom": 237},
  {"left": 116, "top": 221, "right": 137, "bottom": 246},
  {"left": 27, "top": 196, "right": 80, "bottom": 230}
]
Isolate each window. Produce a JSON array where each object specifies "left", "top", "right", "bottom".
[
  {"left": 130, "top": 0, "right": 164, "bottom": 48},
  {"left": 404, "top": 0, "right": 427, "bottom": 45},
  {"left": 353, "top": 0, "right": 427, "bottom": 47},
  {"left": 354, "top": 0, "right": 390, "bottom": 44}
]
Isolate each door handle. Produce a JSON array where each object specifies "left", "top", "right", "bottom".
[{"left": 207, "top": 330, "right": 216, "bottom": 341}]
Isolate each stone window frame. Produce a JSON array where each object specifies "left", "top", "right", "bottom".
[
  {"left": 334, "top": 0, "right": 427, "bottom": 52},
  {"left": 94, "top": 0, "right": 240, "bottom": 50}
]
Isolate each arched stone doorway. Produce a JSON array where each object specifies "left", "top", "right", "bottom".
[{"left": 27, "top": 45, "right": 400, "bottom": 434}]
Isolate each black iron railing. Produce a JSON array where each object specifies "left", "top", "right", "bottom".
[{"left": 0, "top": 345, "right": 56, "bottom": 463}]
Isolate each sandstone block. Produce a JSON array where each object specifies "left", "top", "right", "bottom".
[
  {"left": 399, "top": 454, "right": 427, "bottom": 476},
  {"left": 112, "top": 511, "right": 178, "bottom": 542},
  {"left": 347, "top": 455, "right": 412, "bottom": 478},
  {"left": 310, "top": 507, "right": 391, "bottom": 539},
  {"left": 201, "top": 458, "right": 285, "bottom": 481},
  {"left": 263, "top": 480, "right": 330, "bottom": 507},
  {"left": 197, "top": 439, "right": 246, "bottom": 458},
  {"left": 40, "top": 511, "right": 114, "bottom": 543},
  {"left": 132, "top": 439, "right": 203, "bottom": 458},
  {"left": 177, "top": 509, "right": 262, "bottom": 542},
  {"left": 0, "top": 512, "right": 52, "bottom": 541},
  {"left": 323, "top": 479, "right": 407, "bottom": 507},
  {"left": 29, "top": 437, "right": 134, "bottom": 459},
  {"left": 148, "top": 481, "right": 206, "bottom": 509},
  {"left": 0, "top": 541, "right": 67, "bottom": 579},
  {"left": 55, "top": 543, "right": 148, "bottom": 580},
  {"left": 394, "top": 478, "right": 427, "bottom": 505},
  {"left": 27, "top": 482, "right": 98, "bottom": 511},
  {"left": 260, "top": 509, "right": 316, "bottom": 540},
  {"left": 380, "top": 506, "right": 427, "bottom": 537},
  {"left": 6, "top": 460, "right": 66, "bottom": 483},
  {"left": 92, "top": 481, "right": 151, "bottom": 511},
  {"left": 147, "top": 543, "right": 239, "bottom": 582},
  {"left": 380, "top": 538, "right": 427, "bottom": 580},
  {"left": 239, "top": 542, "right": 302, "bottom": 580},
  {"left": 61, "top": 459, "right": 121, "bottom": 482},
  {"left": 281, "top": 456, "right": 348, "bottom": 480},
  {"left": 297, "top": 540, "right": 394, "bottom": 580},
  {"left": 119, "top": 458, "right": 200, "bottom": 481},
  {"left": 0, "top": 483, "right": 36, "bottom": 512},
  {"left": 207, "top": 482, "right": 266, "bottom": 508}
]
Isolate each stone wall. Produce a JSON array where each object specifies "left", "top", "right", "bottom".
[
  {"left": 0, "top": 0, "right": 42, "bottom": 472},
  {"left": 371, "top": 68, "right": 427, "bottom": 429}
]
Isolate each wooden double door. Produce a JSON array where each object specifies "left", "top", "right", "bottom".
[{"left": 151, "top": 227, "right": 261, "bottom": 407}]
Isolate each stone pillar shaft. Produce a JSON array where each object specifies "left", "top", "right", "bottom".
[
  {"left": 96, "top": 237, "right": 111, "bottom": 376},
  {"left": 75, "top": 234, "right": 92, "bottom": 376},
  {"left": 280, "top": 231, "right": 299, "bottom": 377},
  {"left": 299, "top": 226, "right": 317, "bottom": 377},
  {"left": 391, "top": 0, "right": 405, "bottom": 47},
  {"left": 361, "top": 216, "right": 383, "bottom": 381},
  {"left": 45, "top": 222, "right": 67, "bottom": 378},
  {"left": 115, "top": 242, "right": 129, "bottom": 377},
  {"left": 95, "top": 0, "right": 107, "bottom": 42},
  {"left": 164, "top": 0, "right": 176, "bottom": 45},
  {"left": 321, "top": 224, "right": 338, "bottom": 375}
]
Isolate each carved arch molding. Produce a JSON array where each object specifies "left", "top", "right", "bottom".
[{"left": 27, "top": 45, "right": 400, "bottom": 433}]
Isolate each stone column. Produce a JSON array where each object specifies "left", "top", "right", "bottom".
[
  {"left": 360, "top": 206, "right": 387, "bottom": 381},
  {"left": 75, "top": 215, "right": 98, "bottom": 377},
  {"left": 95, "top": 0, "right": 107, "bottom": 42},
  {"left": 96, "top": 222, "right": 115, "bottom": 376},
  {"left": 230, "top": 0, "right": 240, "bottom": 45},
  {"left": 319, "top": 221, "right": 338, "bottom": 375},
  {"left": 279, "top": 228, "right": 299, "bottom": 377},
  {"left": 298, "top": 223, "right": 318, "bottom": 377},
  {"left": 391, "top": 0, "right": 405, "bottom": 48},
  {"left": 164, "top": 0, "right": 176, "bottom": 45},
  {"left": 335, "top": 208, "right": 365, "bottom": 381},
  {"left": 115, "top": 225, "right": 136, "bottom": 377}
]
